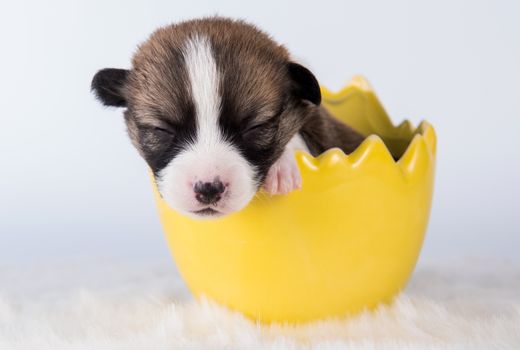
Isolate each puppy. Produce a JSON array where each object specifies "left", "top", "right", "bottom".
[{"left": 91, "top": 17, "right": 364, "bottom": 219}]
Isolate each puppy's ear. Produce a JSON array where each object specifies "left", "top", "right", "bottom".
[
  {"left": 288, "top": 63, "right": 321, "bottom": 105},
  {"left": 91, "top": 68, "right": 129, "bottom": 107}
]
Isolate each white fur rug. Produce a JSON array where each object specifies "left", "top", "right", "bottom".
[{"left": 1, "top": 258, "right": 519, "bottom": 350}]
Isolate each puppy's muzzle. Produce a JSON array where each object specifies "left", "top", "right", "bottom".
[{"left": 194, "top": 178, "right": 226, "bottom": 205}]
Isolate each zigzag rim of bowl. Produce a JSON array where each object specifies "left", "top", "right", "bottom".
[
  {"left": 295, "top": 121, "right": 435, "bottom": 178},
  {"left": 305, "top": 75, "right": 437, "bottom": 177}
]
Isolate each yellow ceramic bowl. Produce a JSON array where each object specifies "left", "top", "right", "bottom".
[{"left": 153, "top": 76, "right": 436, "bottom": 324}]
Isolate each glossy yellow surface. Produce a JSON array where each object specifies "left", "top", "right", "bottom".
[{"left": 152, "top": 76, "right": 436, "bottom": 324}]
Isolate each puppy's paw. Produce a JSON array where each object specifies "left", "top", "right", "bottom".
[{"left": 263, "top": 152, "right": 302, "bottom": 195}]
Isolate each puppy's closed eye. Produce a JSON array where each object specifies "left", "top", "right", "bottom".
[
  {"left": 242, "top": 120, "right": 277, "bottom": 147},
  {"left": 139, "top": 125, "right": 175, "bottom": 151},
  {"left": 243, "top": 122, "right": 268, "bottom": 136},
  {"left": 153, "top": 126, "right": 175, "bottom": 136}
]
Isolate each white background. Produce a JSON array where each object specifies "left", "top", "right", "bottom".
[{"left": 1, "top": 0, "right": 519, "bottom": 265}]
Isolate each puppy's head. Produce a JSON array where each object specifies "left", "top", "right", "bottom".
[{"left": 91, "top": 18, "right": 321, "bottom": 219}]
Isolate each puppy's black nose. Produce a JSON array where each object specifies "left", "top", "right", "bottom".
[{"left": 194, "top": 179, "right": 225, "bottom": 204}]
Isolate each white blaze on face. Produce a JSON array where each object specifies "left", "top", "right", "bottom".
[{"left": 156, "top": 35, "right": 257, "bottom": 219}]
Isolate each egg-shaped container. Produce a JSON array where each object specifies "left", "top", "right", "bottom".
[{"left": 152, "top": 76, "right": 436, "bottom": 323}]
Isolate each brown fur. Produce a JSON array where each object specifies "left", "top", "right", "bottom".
[
  {"left": 124, "top": 18, "right": 290, "bottom": 147},
  {"left": 300, "top": 107, "right": 366, "bottom": 156},
  {"left": 122, "top": 18, "right": 363, "bottom": 159},
  {"left": 91, "top": 17, "right": 366, "bottom": 180}
]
